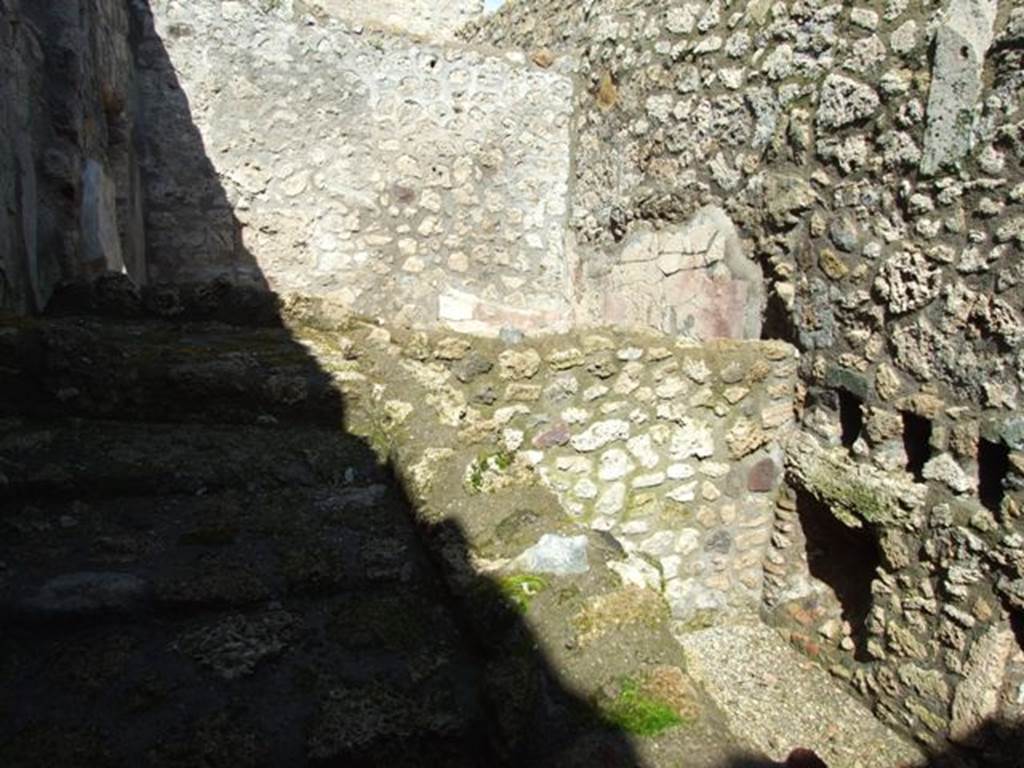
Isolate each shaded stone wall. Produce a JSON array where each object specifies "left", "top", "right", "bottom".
[
  {"left": 0, "top": 0, "right": 40, "bottom": 312},
  {"left": 138, "top": 0, "right": 574, "bottom": 334},
  {"left": 0, "top": 0, "right": 145, "bottom": 314},
  {"left": 464, "top": 0, "right": 1024, "bottom": 750}
]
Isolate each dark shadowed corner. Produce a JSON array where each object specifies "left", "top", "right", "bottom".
[
  {"left": 3, "top": 1, "right": 644, "bottom": 765},
  {"left": 0, "top": 2, "right": 641, "bottom": 764}
]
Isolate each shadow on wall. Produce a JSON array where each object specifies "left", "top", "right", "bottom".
[
  {"left": 921, "top": 721, "right": 1024, "bottom": 768},
  {"left": 0, "top": 1, "right": 629, "bottom": 764},
  {"left": 0, "top": 2, "right": 640, "bottom": 764},
  {"left": 128, "top": 0, "right": 268, "bottom": 289},
  {"left": 4, "top": 2, "right": 637, "bottom": 765},
  {"left": 721, "top": 721, "right": 1024, "bottom": 768},
  {"left": 795, "top": 487, "right": 880, "bottom": 662}
]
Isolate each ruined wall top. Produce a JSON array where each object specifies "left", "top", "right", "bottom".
[{"left": 313, "top": 0, "right": 485, "bottom": 40}]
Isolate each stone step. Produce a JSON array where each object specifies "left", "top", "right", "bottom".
[
  {"left": 0, "top": 419, "right": 380, "bottom": 499},
  {"left": 677, "top": 622, "right": 925, "bottom": 768},
  {"left": 0, "top": 591, "right": 487, "bottom": 766},
  {"left": 0, "top": 422, "right": 492, "bottom": 764},
  {"left": 1, "top": 482, "right": 430, "bottom": 616},
  {"left": 390, "top": 457, "right": 765, "bottom": 767},
  {"left": 0, "top": 314, "right": 360, "bottom": 426},
  {"left": 0, "top": 313, "right": 819, "bottom": 766}
]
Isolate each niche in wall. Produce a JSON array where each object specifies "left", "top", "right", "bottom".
[
  {"left": 796, "top": 488, "right": 881, "bottom": 661},
  {"left": 902, "top": 412, "right": 932, "bottom": 481},
  {"left": 838, "top": 389, "right": 864, "bottom": 450},
  {"left": 978, "top": 437, "right": 1010, "bottom": 512}
]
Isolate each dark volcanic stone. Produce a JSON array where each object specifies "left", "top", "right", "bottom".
[
  {"left": 532, "top": 422, "right": 571, "bottom": 448},
  {"left": 454, "top": 352, "right": 493, "bottom": 383},
  {"left": 747, "top": 457, "right": 779, "bottom": 493}
]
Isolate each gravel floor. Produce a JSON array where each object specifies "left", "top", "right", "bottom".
[{"left": 678, "top": 622, "right": 925, "bottom": 768}]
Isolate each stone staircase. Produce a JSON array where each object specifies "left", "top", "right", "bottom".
[
  {"left": 0, "top": 296, "right": 922, "bottom": 767},
  {"left": 0, "top": 315, "right": 491, "bottom": 765}
]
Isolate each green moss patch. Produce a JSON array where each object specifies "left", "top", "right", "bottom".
[
  {"left": 676, "top": 608, "right": 716, "bottom": 634},
  {"left": 598, "top": 676, "right": 685, "bottom": 736},
  {"left": 498, "top": 574, "right": 548, "bottom": 613},
  {"left": 806, "top": 465, "right": 888, "bottom": 528},
  {"left": 466, "top": 451, "right": 515, "bottom": 493}
]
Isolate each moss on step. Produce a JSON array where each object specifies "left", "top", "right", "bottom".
[
  {"left": 785, "top": 432, "right": 925, "bottom": 528},
  {"left": 465, "top": 450, "right": 515, "bottom": 493},
  {"left": 804, "top": 462, "right": 893, "bottom": 528},
  {"left": 597, "top": 675, "right": 685, "bottom": 736},
  {"left": 572, "top": 587, "right": 668, "bottom": 647},
  {"left": 675, "top": 608, "right": 717, "bottom": 634},
  {"left": 498, "top": 573, "right": 548, "bottom": 612}
]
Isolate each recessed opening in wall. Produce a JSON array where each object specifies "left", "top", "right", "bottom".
[
  {"left": 838, "top": 389, "right": 864, "bottom": 450},
  {"left": 978, "top": 437, "right": 1010, "bottom": 512},
  {"left": 1011, "top": 611, "right": 1024, "bottom": 654},
  {"left": 760, "top": 289, "right": 798, "bottom": 345},
  {"left": 902, "top": 412, "right": 932, "bottom": 481},
  {"left": 796, "top": 488, "right": 881, "bottom": 661}
]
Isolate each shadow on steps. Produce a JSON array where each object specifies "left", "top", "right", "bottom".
[
  {"left": 0, "top": 0, "right": 651, "bottom": 759},
  {"left": 0, "top": 302, "right": 783, "bottom": 767},
  {"left": 0, "top": 314, "right": 643, "bottom": 766},
  {"left": 2, "top": 5, "right": 711, "bottom": 763}
]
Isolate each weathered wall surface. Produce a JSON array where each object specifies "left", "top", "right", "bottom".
[
  {"left": 314, "top": 0, "right": 485, "bottom": 40},
  {"left": 138, "top": 0, "right": 573, "bottom": 334},
  {"left": 0, "top": 0, "right": 144, "bottom": 314},
  {"left": 604, "top": 205, "right": 765, "bottom": 339},
  {"left": 465, "top": 0, "right": 1024, "bottom": 750},
  {"left": 0, "top": 0, "right": 1020, "bottom": 759},
  {"left": 522, "top": 337, "right": 797, "bottom": 625}
]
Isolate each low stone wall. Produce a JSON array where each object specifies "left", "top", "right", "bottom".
[
  {"left": 138, "top": 0, "right": 574, "bottom": 335},
  {"left": 0, "top": 282, "right": 800, "bottom": 630},
  {"left": 382, "top": 329, "right": 799, "bottom": 628}
]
